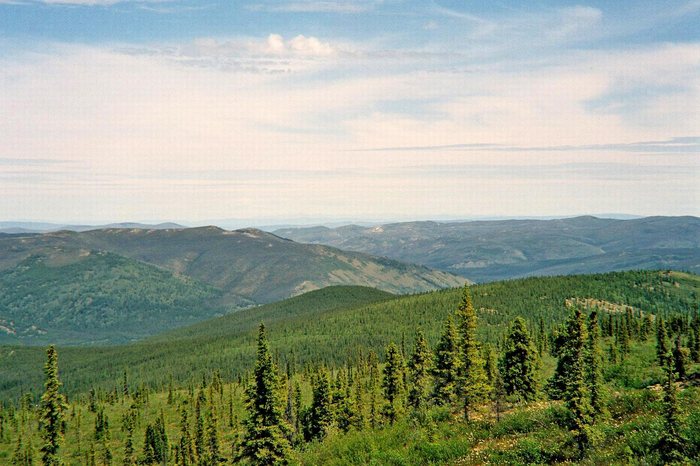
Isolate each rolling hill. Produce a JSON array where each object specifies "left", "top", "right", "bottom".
[
  {"left": 0, "top": 251, "right": 223, "bottom": 345},
  {"left": 0, "top": 226, "right": 463, "bottom": 345},
  {"left": 274, "top": 216, "right": 700, "bottom": 282},
  {"left": 1, "top": 270, "right": 696, "bottom": 399}
]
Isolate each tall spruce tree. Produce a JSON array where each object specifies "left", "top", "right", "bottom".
[
  {"left": 368, "top": 351, "right": 379, "bottom": 428},
  {"left": 432, "top": 315, "right": 461, "bottom": 406},
  {"left": 206, "top": 400, "right": 221, "bottom": 464},
  {"left": 194, "top": 390, "right": 205, "bottom": 462},
  {"left": 585, "top": 310, "right": 605, "bottom": 420},
  {"left": 381, "top": 342, "right": 405, "bottom": 424},
  {"left": 672, "top": 334, "right": 687, "bottom": 379},
  {"left": 657, "top": 358, "right": 686, "bottom": 463},
  {"left": 303, "top": 369, "right": 333, "bottom": 442},
  {"left": 656, "top": 317, "right": 670, "bottom": 366},
  {"left": 455, "top": 286, "right": 490, "bottom": 420},
  {"left": 237, "top": 323, "right": 291, "bottom": 465},
  {"left": 351, "top": 377, "right": 365, "bottom": 431},
  {"left": 39, "top": 345, "right": 66, "bottom": 466},
  {"left": 122, "top": 409, "right": 135, "bottom": 466},
  {"left": 177, "top": 408, "right": 194, "bottom": 466},
  {"left": 500, "top": 317, "right": 538, "bottom": 401},
  {"left": 407, "top": 329, "right": 433, "bottom": 411},
  {"left": 550, "top": 308, "right": 591, "bottom": 455},
  {"left": 690, "top": 324, "right": 700, "bottom": 363}
]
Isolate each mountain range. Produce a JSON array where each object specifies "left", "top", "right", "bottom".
[
  {"left": 274, "top": 216, "right": 700, "bottom": 282},
  {"left": 0, "top": 221, "right": 184, "bottom": 234},
  {"left": 0, "top": 226, "right": 462, "bottom": 345}
]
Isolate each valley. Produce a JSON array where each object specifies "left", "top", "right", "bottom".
[{"left": 274, "top": 216, "right": 700, "bottom": 282}]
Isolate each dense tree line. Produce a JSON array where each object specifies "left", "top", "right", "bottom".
[{"left": 3, "top": 273, "right": 699, "bottom": 464}]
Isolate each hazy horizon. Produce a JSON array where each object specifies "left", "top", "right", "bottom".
[{"left": 4, "top": 212, "right": 697, "bottom": 233}]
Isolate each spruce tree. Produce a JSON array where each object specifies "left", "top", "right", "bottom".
[
  {"left": 657, "top": 358, "right": 686, "bottom": 463},
  {"left": 368, "top": 351, "right": 379, "bottom": 428},
  {"left": 585, "top": 310, "right": 605, "bottom": 420},
  {"left": 432, "top": 315, "right": 461, "bottom": 406},
  {"left": 549, "top": 308, "right": 591, "bottom": 455},
  {"left": 237, "top": 323, "right": 291, "bottom": 465},
  {"left": 690, "top": 325, "right": 700, "bottom": 363},
  {"left": 500, "top": 317, "right": 538, "bottom": 401},
  {"left": 617, "top": 319, "right": 630, "bottom": 358},
  {"left": 303, "top": 369, "right": 333, "bottom": 442},
  {"left": 292, "top": 383, "right": 302, "bottom": 435},
  {"left": 122, "top": 370, "right": 129, "bottom": 400},
  {"left": 194, "top": 391, "right": 205, "bottom": 463},
  {"left": 334, "top": 371, "right": 355, "bottom": 433},
  {"left": 407, "top": 329, "right": 433, "bottom": 411},
  {"left": 691, "top": 317, "right": 700, "bottom": 363},
  {"left": 177, "top": 408, "right": 193, "bottom": 466},
  {"left": 13, "top": 430, "right": 34, "bottom": 466},
  {"left": 39, "top": 345, "right": 66, "bottom": 466},
  {"left": 656, "top": 317, "right": 670, "bottom": 366},
  {"left": 483, "top": 344, "right": 497, "bottom": 384},
  {"left": 381, "top": 342, "right": 405, "bottom": 424},
  {"left": 122, "top": 410, "right": 135, "bottom": 466},
  {"left": 537, "top": 317, "right": 547, "bottom": 356},
  {"left": 206, "top": 401, "right": 221, "bottom": 464},
  {"left": 641, "top": 314, "right": 654, "bottom": 340},
  {"left": 351, "top": 377, "right": 365, "bottom": 431},
  {"left": 142, "top": 424, "right": 157, "bottom": 464},
  {"left": 672, "top": 334, "right": 687, "bottom": 379},
  {"left": 455, "top": 286, "right": 490, "bottom": 420}
]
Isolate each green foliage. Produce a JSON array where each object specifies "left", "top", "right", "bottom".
[
  {"left": 500, "top": 317, "right": 538, "bottom": 402},
  {"left": 238, "top": 324, "right": 291, "bottom": 465},
  {"left": 657, "top": 359, "right": 687, "bottom": 463},
  {"left": 656, "top": 317, "right": 670, "bottom": 367},
  {"left": 0, "top": 252, "right": 223, "bottom": 345},
  {"left": 1, "top": 271, "right": 699, "bottom": 465},
  {"left": 407, "top": 330, "right": 432, "bottom": 411},
  {"left": 431, "top": 316, "right": 460, "bottom": 406},
  {"left": 0, "top": 226, "right": 461, "bottom": 320},
  {"left": 2, "top": 271, "right": 697, "bottom": 401},
  {"left": 141, "top": 414, "right": 167, "bottom": 465},
  {"left": 38, "top": 345, "right": 66, "bottom": 466},
  {"left": 302, "top": 369, "right": 332, "bottom": 442},
  {"left": 455, "top": 286, "right": 490, "bottom": 419},
  {"left": 551, "top": 308, "right": 592, "bottom": 454},
  {"left": 381, "top": 343, "right": 405, "bottom": 424},
  {"left": 586, "top": 310, "right": 606, "bottom": 419}
]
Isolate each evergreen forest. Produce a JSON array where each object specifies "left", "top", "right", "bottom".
[{"left": 1, "top": 270, "right": 699, "bottom": 465}]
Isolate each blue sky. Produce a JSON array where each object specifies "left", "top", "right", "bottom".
[{"left": 0, "top": 0, "right": 698, "bottom": 224}]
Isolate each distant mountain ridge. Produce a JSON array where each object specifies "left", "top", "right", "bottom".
[
  {"left": 0, "top": 226, "right": 463, "bottom": 344},
  {"left": 0, "top": 221, "right": 185, "bottom": 234},
  {"left": 274, "top": 216, "right": 700, "bottom": 282}
]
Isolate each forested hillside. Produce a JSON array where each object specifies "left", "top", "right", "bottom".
[
  {"left": 1, "top": 270, "right": 696, "bottom": 400},
  {"left": 274, "top": 216, "right": 700, "bottom": 282},
  {"left": 1, "top": 270, "right": 698, "bottom": 465},
  {"left": 0, "top": 227, "right": 462, "bottom": 345},
  {"left": 0, "top": 252, "right": 223, "bottom": 345}
]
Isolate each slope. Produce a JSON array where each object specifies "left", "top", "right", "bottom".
[
  {"left": 274, "top": 216, "right": 700, "bottom": 282},
  {"left": 0, "top": 251, "right": 223, "bottom": 346},
  {"left": 0, "top": 227, "right": 464, "bottom": 308},
  {"left": 1, "top": 270, "right": 696, "bottom": 400}
]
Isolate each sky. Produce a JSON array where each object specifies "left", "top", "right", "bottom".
[{"left": 0, "top": 0, "right": 698, "bottom": 224}]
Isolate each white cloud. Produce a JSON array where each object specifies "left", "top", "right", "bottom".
[
  {"left": 0, "top": 36, "right": 698, "bottom": 222},
  {"left": 268, "top": 34, "right": 335, "bottom": 56}
]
